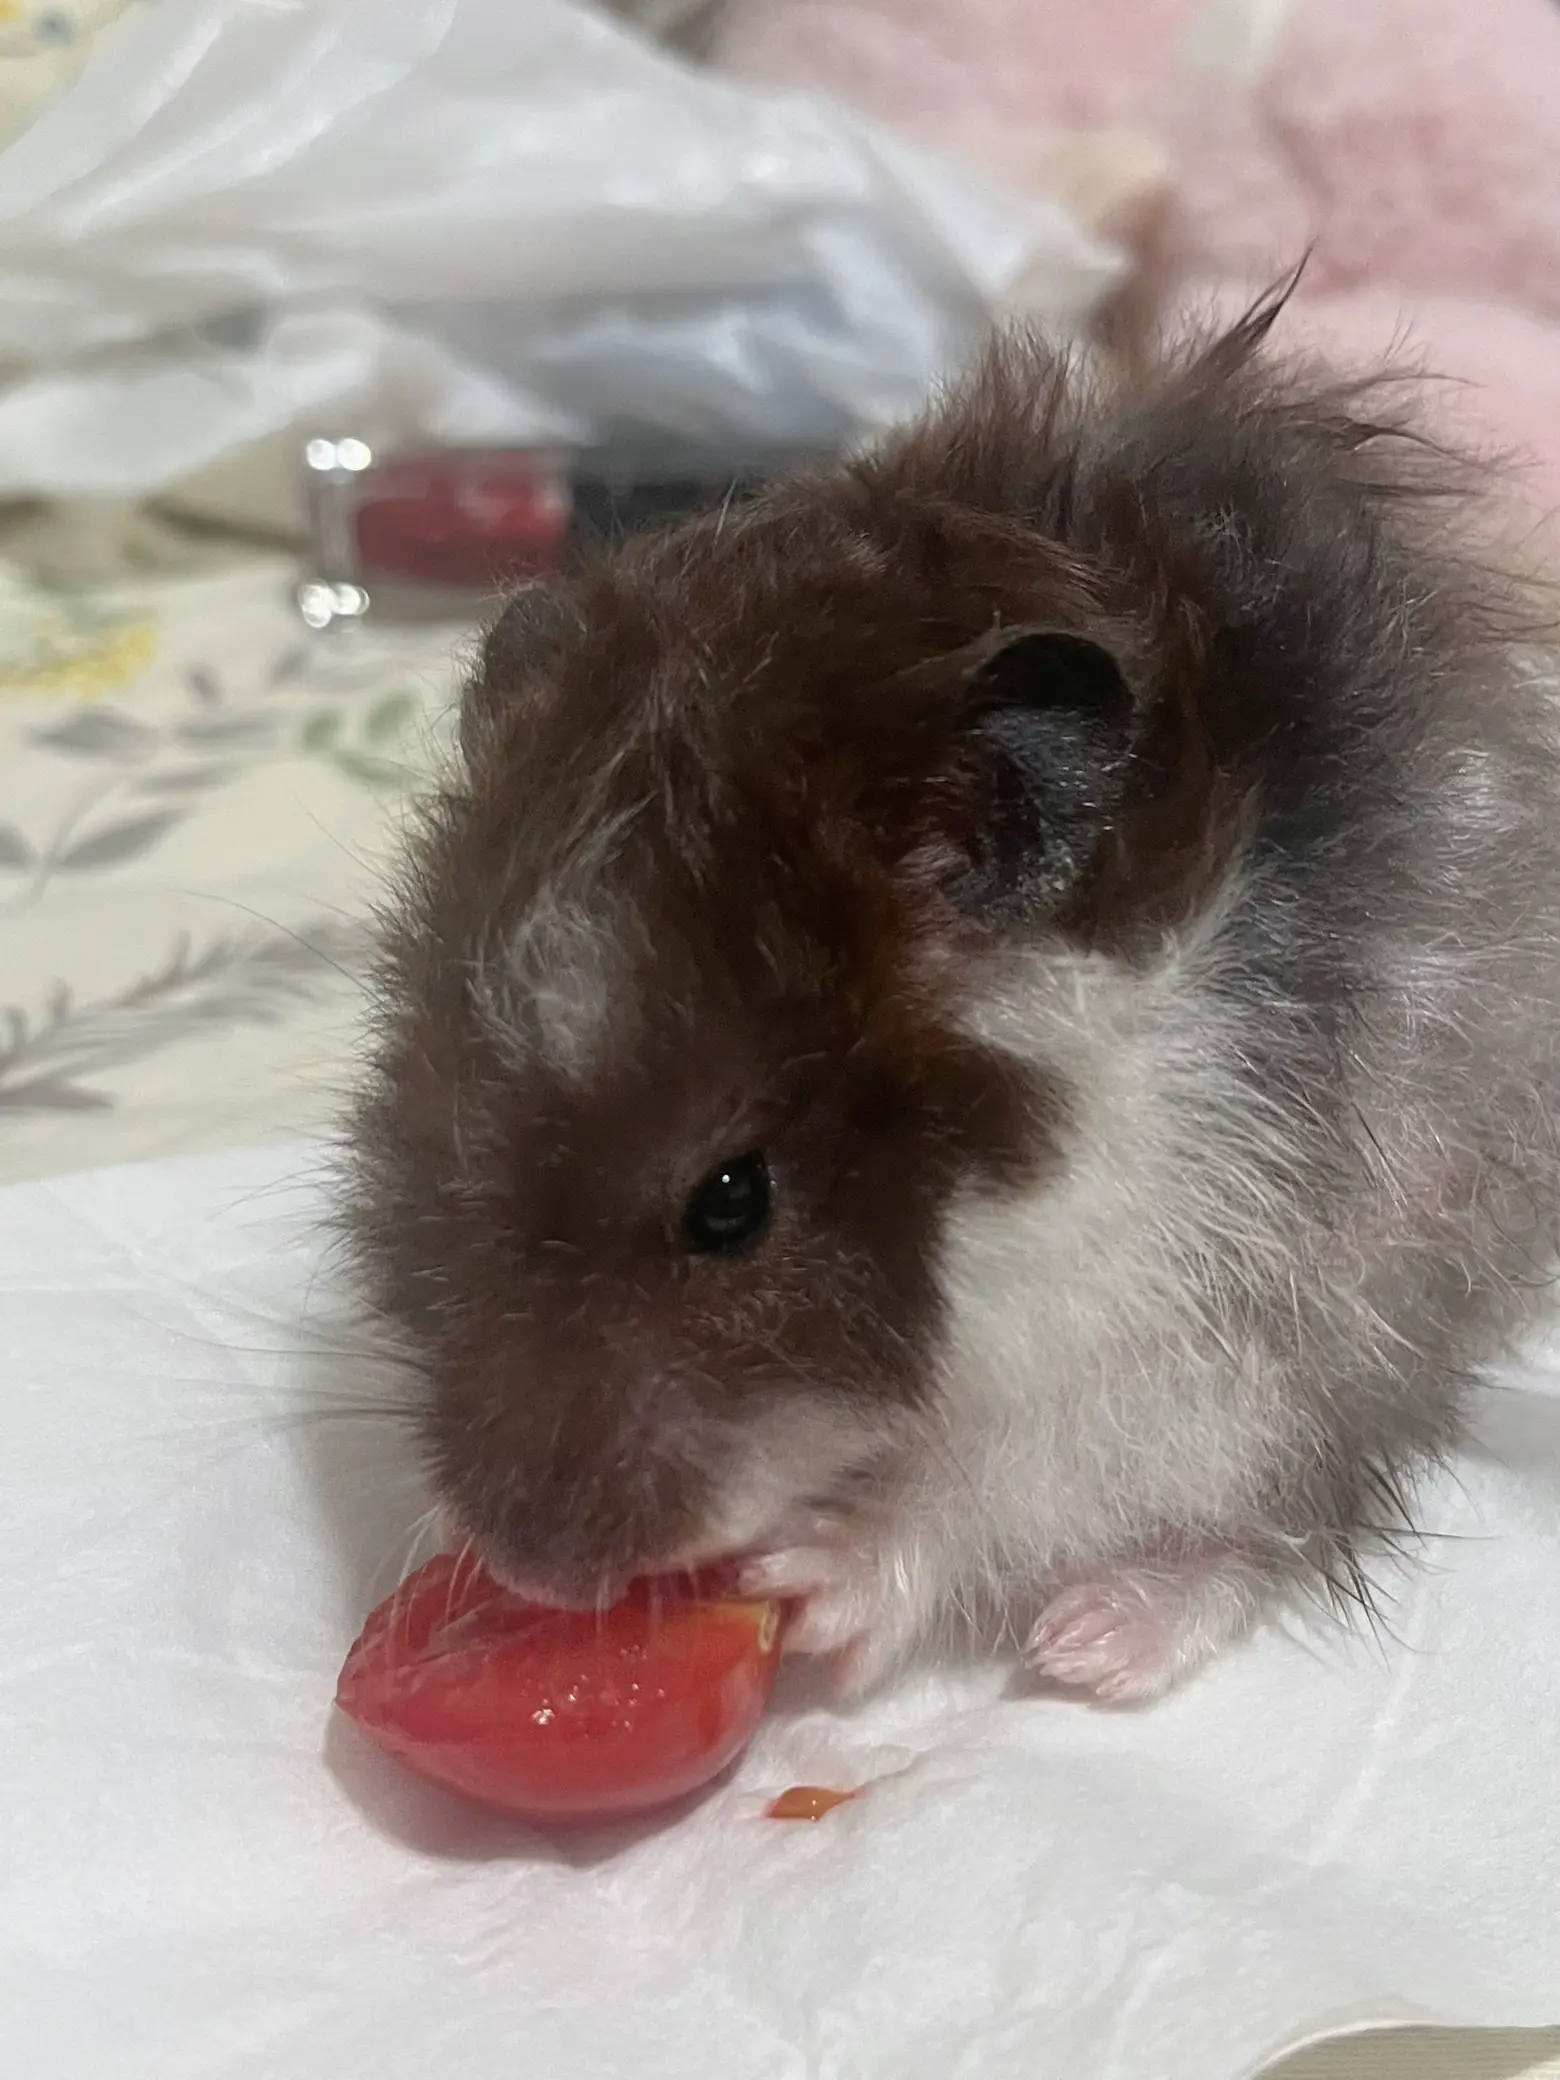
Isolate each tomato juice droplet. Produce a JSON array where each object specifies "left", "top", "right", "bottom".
[{"left": 765, "top": 1785, "right": 859, "bottom": 1822}]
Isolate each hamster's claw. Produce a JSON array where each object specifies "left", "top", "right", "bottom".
[
  {"left": 738, "top": 1542, "right": 918, "bottom": 1698},
  {"left": 739, "top": 1544, "right": 876, "bottom": 1653}
]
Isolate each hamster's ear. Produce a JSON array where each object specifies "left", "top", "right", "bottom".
[
  {"left": 460, "top": 584, "right": 573, "bottom": 767},
  {"left": 893, "top": 626, "right": 1136, "bottom": 929}
]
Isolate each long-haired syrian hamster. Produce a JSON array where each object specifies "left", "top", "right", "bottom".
[{"left": 343, "top": 292, "right": 1560, "bottom": 1703}]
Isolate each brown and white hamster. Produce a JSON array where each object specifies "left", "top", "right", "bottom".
[{"left": 342, "top": 294, "right": 1560, "bottom": 1703}]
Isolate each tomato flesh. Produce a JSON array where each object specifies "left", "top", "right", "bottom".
[{"left": 335, "top": 1553, "right": 783, "bottom": 1822}]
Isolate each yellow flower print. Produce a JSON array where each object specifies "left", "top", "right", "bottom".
[{"left": 0, "top": 617, "right": 158, "bottom": 699}]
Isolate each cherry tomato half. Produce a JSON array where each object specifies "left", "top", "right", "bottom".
[{"left": 335, "top": 1554, "right": 783, "bottom": 1822}]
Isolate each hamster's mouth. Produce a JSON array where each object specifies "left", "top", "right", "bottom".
[
  {"left": 452, "top": 1474, "right": 880, "bottom": 1613},
  {"left": 470, "top": 1538, "right": 750, "bottom": 1613},
  {"left": 461, "top": 1535, "right": 633, "bottom": 1611},
  {"left": 494, "top": 1575, "right": 625, "bottom": 1611}
]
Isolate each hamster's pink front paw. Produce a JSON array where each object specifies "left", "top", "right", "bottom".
[{"left": 1025, "top": 1562, "right": 1262, "bottom": 1705}]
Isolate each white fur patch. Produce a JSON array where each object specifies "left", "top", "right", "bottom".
[
  {"left": 936, "top": 902, "right": 1309, "bottom": 1543},
  {"left": 509, "top": 890, "right": 624, "bottom": 1079},
  {"left": 473, "top": 855, "right": 642, "bottom": 1085}
]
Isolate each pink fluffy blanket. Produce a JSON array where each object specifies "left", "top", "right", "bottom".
[{"left": 719, "top": 0, "right": 1560, "bottom": 550}]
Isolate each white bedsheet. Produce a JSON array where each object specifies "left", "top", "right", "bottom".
[{"left": 2, "top": 1143, "right": 1557, "bottom": 2080}]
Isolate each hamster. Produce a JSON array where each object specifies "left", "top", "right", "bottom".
[{"left": 341, "top": 292, "right": 1560, "bottom": 1704}]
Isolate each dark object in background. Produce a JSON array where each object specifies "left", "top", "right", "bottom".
[
  {"left": 598, "top": 0, "right": 727, "bottom": 61},
  {"left": 297, "top": 438, "right": 805, "bottom": 627}
]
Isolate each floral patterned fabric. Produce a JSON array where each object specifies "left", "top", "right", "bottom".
[
  {"left": 0, "top": 551, "right": 467, "bottom": 1184},
  {"left": 0, "top": 0, "right": 135, "bottom": 145}
]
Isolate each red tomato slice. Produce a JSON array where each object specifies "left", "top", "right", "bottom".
[{"left": 335, "top": 1553, "right": 783, "bottom": 1822}]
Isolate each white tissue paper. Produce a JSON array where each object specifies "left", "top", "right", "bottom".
[
  {"left": 0, "top": 0, "right": 1121, "bottom": 500},
  {"left": 3, "top": 1143, "right": 1558, "bottom": 2080}
]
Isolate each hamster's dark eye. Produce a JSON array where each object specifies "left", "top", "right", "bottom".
[{"left": 683, "top": 1152, "right": 772, "bottom": 1255}]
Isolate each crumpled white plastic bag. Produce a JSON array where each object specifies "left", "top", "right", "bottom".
[
  {"left": 2, "top": 1142, "right": 1558, "bottom": 2080},
  {"left": 0, "top": 0, "right": 1121, "bottom": 498}
]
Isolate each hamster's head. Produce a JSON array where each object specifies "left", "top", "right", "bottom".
[{"left": 343, "top": 309, "right": 1456, "bottom": 1604}]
